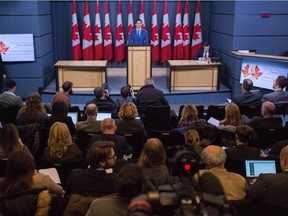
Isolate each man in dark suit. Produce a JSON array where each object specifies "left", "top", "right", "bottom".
[
  {"left": 65, "top": 141, "right": 118, "bottom": 197},
  {"left": 225, "top": 125, "right": 261, "bottom": 160},
  {"left": 262, "top": 75, "right": 288, "bottom": 103},
  {"left": 0, "top": 54, "right": 6, "bottom": 93},
  {"left": 128, "top": 18, "right": 149, "bottom": 45},
  {"left": 232, "top": 79, "right": 261, "bottom": 106},
  {"left": 193, "top": 41, "right": 218, "bottom": 61},
  {"left": 246, "top": 145, "right": 288, "bottom": 201},
  {"left": 243, "top": 101, "right": 282, "bottom": 129},
  {"left": 90, "top": 118, "right": 133, "bottom": 159}
]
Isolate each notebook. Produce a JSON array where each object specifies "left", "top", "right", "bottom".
[
  {"left": 245, "top": 160, "right": 276, "bottom": 178},
  {"left": 97, "top": 112, "right": 112, "bottom": 121},
  {"left": 67, "top": 112, "right": 78, "bottom": 125}
]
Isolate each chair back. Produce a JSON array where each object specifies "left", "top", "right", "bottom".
[
  {"left": 76, "top": 130, "right": 97, "bottom": 157},
  {"left": 34, "top": 127, "right": 50, "bottom": 163},
  {"left": 0, "top": 158, "right": 8, "bottom": 177},
  {"left": 275, "top": 102, "right": 288, "bottom": 116},
  {"left": 149, "top": 130, "right": 185, "bottom": 149},
  {"left": 239, "top": 105, "right": 261, "bottom": 118},
  {"left": 206, "top": 105, "right": 226, "bottom": 121},
  {"left": 0, "top": 105, "right": 20, "bottom": 126}
]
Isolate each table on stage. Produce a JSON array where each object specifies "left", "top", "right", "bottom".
[
  {"left": 168, "top": 60, "right": 221, "bottom": 92},
  {"left": 55, "top": 60, "right": 107, "bottom": 91}
]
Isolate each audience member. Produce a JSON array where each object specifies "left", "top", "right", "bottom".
[
  {"left": 44, "top": 100, "right": 76, "bottom": 135},
  {"left": 0, "top": 54, "right": 6, "bottom": 93},
  {"left": 195, "top": 145, "right": 246, "bottom": 201},
  {"left": 115, "top": 85, "right": 135, "bottom": 108},
  {"left": 16, "top": 92, "right": 48, "bottom": 126},
  {"left": 0, "top": 151, "right": 56, "bottom": 215},
  {"left": 232, "top": 79, "right": 261, "bottom": 106},
  {"left": 65, "top": 141, "right": 118, "bottom": 196},
  {"left": 246, "top": 145, "right": 288, "bottom": 201},
  {"left": 50, "top": 81, "right": 73, "bottom": 109},
  {"left": 42, "top": 122, "right": 82, "bottom": 163},
  {"left": 87, "top": 86, "right": 116, "bottom": 116},
  {"left": 138, "top": 138, "right": 169, "bottom": 188},
  {"left": 178, "top": 104, "right": 207, "bottom": 129},
  {"left": 90, "top": 118, "right": 133, "bottom": 159},
  {"left": 86, "top": 164, "right": 145, "bottom": 216},
  {"left": 185, "top": 129, "right": 203, "bottom": 158},
  {"left": 219, "top": 102, "right": 243, "bottom": 132},
  {"left": 225, "top": 125, "right": 261, "bottom": 160},
  {"left": 76, "top": 103, "right": 101, "bottom": 133},
  {"left": 115, "top": 102, "right": 147, "bottom": 137},
  {"left": 243, "top": 101, "right": 282, "bottom": 129},
  {"left": 0, "top": 79, "right": 22, "bottom": 107},
  {"left": 262, "top": 75, "right": 288, "bottom": 103},
  {"left": 193, "top": 41, "right": 218, "bottom": 61},
  {"left": 0, "top": 123, "right": 33, "bottom": 159},
  {"left": 135, "top": 78, "right": 169, "bottom": 109}
]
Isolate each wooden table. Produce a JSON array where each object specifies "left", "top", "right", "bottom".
[
  {"left": 55, "top": 60, "right": 107, "bottom": 91},
  {"left": 168, "top": 60, "right": 221, "bottom": 91}
]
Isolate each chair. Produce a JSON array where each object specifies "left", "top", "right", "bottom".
[
  {"left": 219, "top": 129, "right": 236, "bottom": 148},
  {"left": 141, "top": 105, "right": 172, "bottom": 134},
  {"left": 225, "top": 158, "right": 246, "bottom": 177},
  {"left": 275, "top": 102, "right": 288, "bottom": 116},
  {"left": 178, "top": 105, "right": 205, "bottom": 121},
  {"left": 248, "top": 127, "right": 285, "bottom": 149},
  {"left": 0, "top": 158, "right": 8, "bottom": 177},
  {"left": 118, "top": 132, "right": 147, "bottom": 160},
  {"left": 76, "top": 130, "right": 98, "bottom": 157},
  {"left": 34, "top": 127, "right": 50, "bottom": 164},
  {"left": 239, "top": 105, "right": 261, "bottom": 118},
  {"left": 0, "top": 105, "right": 20, "bottom": 126},
  {"left": 206, "top": 105, "right": 226, "bottom": 121},
  {"left": 149, "top": 130, "right": 185, "bottom": 149}
]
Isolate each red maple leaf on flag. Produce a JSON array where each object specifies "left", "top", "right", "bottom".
[
  {"left": 183, "top": 25, "right": 189, "bottom": 41},
  {"left": 151, "top": 27, "right": 158, "bottom": 42},
  {"left": 104, "top": 25, "right": 111, "bottom": 41},
  {"left": 192, "top": 24, "right": 201, "bottom": 40},
  {"left": 72, "top": 25, "right": 79, "bottom": 41},
  {"left": 0, "top": 41, "right": 9, "bottom": 54},
  {"left": 116, "top": 25, "right": 123, "bottom": 41},
  {"left": 94, "top": 24, "right": 101, "bottom": 41},
  {"left": 162, "top": 25, "right": 170, "bottom": 42},
  {"left": 174, "top": 25, "right": 182, "bottom": 41},
  {"left": 241, "top": 64, "right": 250, "bottom": 77},
  {"left": 83, "top": 22, "right": 92, "bottom": 41}
]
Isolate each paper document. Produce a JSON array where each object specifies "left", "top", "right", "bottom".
[
  {"left": 208, "top": 117, "right": 220, "bottom": 126},
  {"left": 39, "top": 168, "right": 61, "bottom": 184}
]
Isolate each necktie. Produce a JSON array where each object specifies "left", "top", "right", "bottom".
[
  {"left": 138, "top": 30, "right": 140, "bottom": 37},
  {"left": 204, "top": 51, "right": 208, "bottom": 58}
]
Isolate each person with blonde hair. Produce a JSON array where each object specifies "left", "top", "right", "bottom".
[
  {"left": 185, "top": 129, "right": 202, "bottom": 157},
  {"left": 178, "top": 104, "right": 207, "bottom": 128},
  {"left": 138, "top": 138, "right": 169, "bottom": 188},
  {"left": 43, "top": 122, "right": 82, "bottom": 163},
  {"left": 16, "top": 92, "right": 48, "bottom": 126},
  {"left": 218, "top": 102, "right": 242, "bottom": 133},
  {"left": 115, "top": 102, "right": 146, "bottom": 136}
]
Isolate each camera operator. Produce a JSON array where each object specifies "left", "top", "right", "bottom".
[{"left": 115, "top": 85, "right": 135, "bottom": 108}]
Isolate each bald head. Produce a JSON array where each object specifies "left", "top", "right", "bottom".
[
  {"left": 101, "top": 118, "right": 116, "bottom": 134},
  {"left": 201, "top": 145, "right": 226, "bottom": 169},
  {"left": 280, "top": 146, "right": 288, "bottom": 171},
  {"left": 85, "top": 103, "right": 98, "bottom": 118},
  {"left": 261, "top": 101, "right": 276, "bottom": 117}
]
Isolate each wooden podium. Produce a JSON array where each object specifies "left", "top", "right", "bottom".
[{"left": 126, "top": 44, "right": 152, "bottom": 90}]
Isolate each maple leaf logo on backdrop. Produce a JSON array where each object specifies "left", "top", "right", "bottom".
[
  {"left": 116, "top": 25, "right": 123, "bottom": 41},
  {"left": 162, "top": 25, "right": 170, "bottom": 42},
  {"left": 94, "top": 24, "right": 101, "bottom": 41},
  {"left": 83, "top": 22, "right": 92, "bottom": 41},
  {"left": 104, "top": 25, "right": 112, "bottom": 41},
  {"left": 252, "top": 65, "right": 262, "bottom": 79},
  {"left": 182, "top": 25, "right": 189, "bottom": 41},
  {"left": 192, "top": 24, "right": 201, "bottom": 40},
  {"left": 174, "top": 25, "right": 182, "bottom": 41},
  {"left": 72, "top": 25, "right": 79, "bottom": 41},
  {"left": 0, "top": 41, "right": 9, "bottom": 54},
  {"left": 241, "top": 64, "right": 250, "bottom": 77}
]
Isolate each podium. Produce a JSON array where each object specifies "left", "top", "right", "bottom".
[{"left": 126, "top": 44, "right": 152, "bottom": 90}]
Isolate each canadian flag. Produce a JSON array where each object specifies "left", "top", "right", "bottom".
[
  {"left": 182, "top": 0, "right": 190, "bottom": 60},
  {"left": 72, "top": 0, "right": 81, "bottom": 60},
  {"left": 160, "top": 0, "right": 171, "bottom": 63},
  {"left": 173, "top": 0, "right": 183, "bottom": 60},
  {"left": 151, "top": 0, "right": 159, "bottom": 62},
  {"left": 127, "top": 0, "right": 133, "bottom": 38},
  {"left": 94, "top": 0, "right": 103, "bottom": 60},
  {"left": 82, "top": 0, "right": 93, "bottom": 60},
  {"left": 115, "top": 0, "right": 125, "bottom": 63},
  {"left": 139, "top": 0, "right": 146, "bottom": 29},
  {"left": 104, "top": 0, "right": 113, "bottom": 61},
  {"left": 191, "top": 0, "right": 202, "bottom": 59}
]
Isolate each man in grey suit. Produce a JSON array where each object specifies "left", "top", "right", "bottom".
[
  {"left": 262, "top": 75, "right": 288, "bottom": 103},
  {"left": 0, "top": 79, "right": 22, "bottom": 108},
  {"left": 76, "top": 103, "right": 101, "bottom": 133}
]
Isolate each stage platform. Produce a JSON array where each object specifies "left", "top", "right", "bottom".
[{"left": 41, "top": 68, "right": 232, "bottom": 113}]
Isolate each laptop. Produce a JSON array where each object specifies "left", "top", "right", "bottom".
[
  {"left": 67, "top": 112, "right": 78, "bottom": 125},
  {"left": 97, "top": 112, "right": 111, "bottom": 121},
  {"left": 245, "top": 160, "right": 276, "bottom": 178}
]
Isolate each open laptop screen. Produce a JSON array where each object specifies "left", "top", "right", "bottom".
[
  {"left": 97, "top": 113, "right": 111, "bottom": 121},
  {"left": 245, "top": 160, "right": 276, "bottom": 178},
  {"left": 67, "top": 112, "right": 78, "bottom": 125}
]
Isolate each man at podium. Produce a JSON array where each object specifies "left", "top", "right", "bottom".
[
  {"left": 128, "top": 19, "right": 149, "bottom": 45},
  {"left": 193, "top": 41, "right": 218, "bottom": 61}
]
